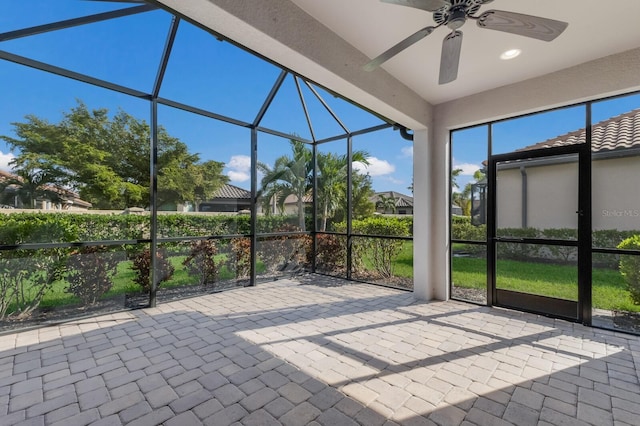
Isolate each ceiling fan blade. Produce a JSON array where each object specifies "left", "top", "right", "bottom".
[
  {"left": 439, "top": 30, "right": 462, "bottom": 84},
  {"left": 364, "top": 26, "right": 436, "bottom": 71},
  {"left": 477, "top": 10, "right": 568, "bottom": 42},
  {"left": 380, "top": 0, "right": 449, "bottom": 12}
]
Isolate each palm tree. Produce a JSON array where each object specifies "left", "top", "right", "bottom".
[
  {"left": 451, "top": 168, "right": 485, "bottom": 217},
  {"left": 258, "top": 139, "right": 312, "bottom": 231},
  {"left": 376, "top": 194, "right": 397, "bottom": 214},
  {"left": 0, "top": 167, "right": 63, "bottom": 209},
  {"left": 316, "top": 150, "right": 369, "bottom": 231},
  {"left": 452, "top": 185, "right": 472, "bottom": 216}
]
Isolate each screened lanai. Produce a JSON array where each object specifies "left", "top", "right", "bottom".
[
  {"left": 0, "top": 0, "right": 415, "bottom": 330},
  {"left": 3, "top": 2, "right": 640, "bottom": 426}
]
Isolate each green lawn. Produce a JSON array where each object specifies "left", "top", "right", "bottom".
[
  {"left": 355, "top": 240, "right": 413, "bottom": 279},
  {"left": 37, "top": 253, "right": 257, "bottom": 310},
  {"left": 393, "top": 241, "right": 413, "bottom": 277},
  {"left": 7, "top": 240, "right": 638, "bottom": 317},
  {"left": 452, "top": 256, "right": 640, "bottom": 312}
]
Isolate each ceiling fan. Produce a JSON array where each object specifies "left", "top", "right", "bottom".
[{"left": 364, "top": 0, "right": 568, "bottom": 84}]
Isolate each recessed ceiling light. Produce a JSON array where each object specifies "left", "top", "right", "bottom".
[{"left": 500, "top": 49, "right": 521, "bottom": 60}]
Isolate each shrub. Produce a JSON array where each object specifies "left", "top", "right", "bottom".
[
  {"left": 314, "top": 234, "right": 346, "bottom": 273},
  {"left": 0, "top": 249, "right": 66, "bottom": 320},
  {"left": 351, "top": 216, "right": 410, "bottom": 278},
  {"left": 542, "top": 228, "right": 578, "bottom": 263},
  {"left": 182, "top": 240, "right": 219, "bottom": 286},
  {"left": 131, "top": 247, "right": 174, "bottom": 292},
  {"left": 617, "top": 236, "right": 640, "bottom": 304},
  {"left": 452, "top": 222, "right": 486, "bottom": 241},
  {"left": 496, "top": 228, "right": 540, "bottom": 260},
  {"left": 66, "top": 246, "right": 121, "bottom": 305},
  {"left": 227, "top": 238, "right": 251, "bottom": 279},
  {"left": 257, "top": 224, "right": 310, "bottom": 274},
  {"left": 593, "top": 229, "right": 637, "bottom": 268},
  {"left": 451, "top": 215, "right": 471, "bottom": 225}
]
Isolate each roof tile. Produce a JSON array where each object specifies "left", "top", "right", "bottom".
[{"left": 519, "top": 108, "right": 640, "bottom": 153}]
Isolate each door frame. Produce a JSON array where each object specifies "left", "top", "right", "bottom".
[{"left": 487, "top": 143, "right": 592, "bottom": 323}]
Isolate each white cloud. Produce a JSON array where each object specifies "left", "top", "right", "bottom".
[
  {"left": 0, "top": 151, "right": 15, "bottom": 172},
  {"left": 228, "top": 155, "right": 250, "bottom": 172},
  {"left": 226, "top": 155, "right": 251, "bottom": 183},
  {"left": 353, "top": 157, "right": 395, "bottom": 176},
  {"left": 400, "top": 146, "right": 413, "bottom": 158},
  {"left": 453, "top": 162, "right": 481, "bottom": 176},
  {"left": 385, "top": 176, "right": 404, "bottom": 185}
]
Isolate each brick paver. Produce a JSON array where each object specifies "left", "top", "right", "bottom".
[{"left": 1, "top": 276, "right": 639, "bottom": 425}]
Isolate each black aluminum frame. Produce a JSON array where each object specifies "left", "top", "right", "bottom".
[
  {"left": 489, "top": 144, "right": 588, "bottom": 322},
  {"left": 450, "top": 94, "right": 640, "bottom": 333},
  {"left": 0, "top": 1, "right": 414, "bottom": 316}
]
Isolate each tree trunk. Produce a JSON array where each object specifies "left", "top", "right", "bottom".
[{"left": 297, "top": 197, "right": 305, "bottom": 231}]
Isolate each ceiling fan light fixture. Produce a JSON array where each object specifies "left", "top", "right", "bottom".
[{"left": 500, "top": 48, "right": 521, "bottom": 60}]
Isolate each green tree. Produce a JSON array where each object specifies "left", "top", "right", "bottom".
[
  {"left": 452, "top": 169, "right": 484, "bottom": 217},
  {"left": 316, "top": 150, "right": 369, "bottom": 231},
  {"left": 258, "top": 139, "right": 312, "bottom": 231},
  {"left": 330, "top": 171, "right": 375, "bottom": 225},
  {"left": 0, "top": 167, "right": 63, "bottom": 209},
  {"left": 451, "top": 168, "right": 462, "bottom": 190},
  {"left": 2, "top": 101, "right": 228, "bottom": 210},
  {"left": 452, "top": 186, "right": 472, "bottom": 216},
  {"left": 376, "top": 194, "right": 397, "bottom": 214}
]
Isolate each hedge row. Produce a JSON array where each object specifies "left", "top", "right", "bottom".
[
  {"left": 0, "top": 212, "right": 303, "bottom": 244},
  {"left": 0, "top": 212, "right": 417, "bottom": 245},
  {"left": 452, "top": 222, "right": 640, "bottom": 268}
]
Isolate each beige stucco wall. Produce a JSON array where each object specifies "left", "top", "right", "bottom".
[
  {"left": 496, "top": 156, "right": 640, "bottom": 232},
  {"left": 496, "top": 162, "right": 579, "bottom": 230},
  {"left": 593, "top": 156, "right": 640, "bottom": 231},
  {"left": 495, "top": 168, "right": 523, "bottom": 229}
]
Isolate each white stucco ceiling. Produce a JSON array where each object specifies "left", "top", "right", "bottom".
[
  {"left": 289, "top": 0, "right": 640, "bottom": 104},
  {"left": 156, "top": 0, "right": 640, "bottom": 127}
]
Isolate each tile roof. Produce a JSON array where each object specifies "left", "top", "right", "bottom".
[
  {"left": 519, "top": 108, "right": 640, "bottom": 153},
  {"left": 283, "top": 193, "right": 313, "bottom": 204},
  {"left": 212, "top": 183, "right": 251, "bottom": 199},
  {"left": 0, "top": 170, "right": 92, "bottom": 207},
  {"left": 371, "top": 191, "right": 413, "bottom": 207}
]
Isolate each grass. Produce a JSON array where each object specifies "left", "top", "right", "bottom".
[
  {"left": 452, "top": 256, "right": 640, "bottom": 312},
  {"left": 355, "top": 240, "right": 413, "bottom": 279},
  {"left": 35, "top": 252, "right": 260, "bottom": 310},
  {"left": 5, "top": 240, "right": 638, "bottom": 317}
]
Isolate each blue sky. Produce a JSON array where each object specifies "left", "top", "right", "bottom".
[
  {"left": 452, "top": 92, "right": 640, "bottom": 192},
  {"left": 2, "top": 1, "right": 638, "bottom": 199},
  {"left": 0, "top": 1, "right": 413, "bottom": 195}
]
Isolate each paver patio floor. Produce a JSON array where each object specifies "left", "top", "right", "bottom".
[{"left": 1, "top": 275, "right": 640, "bottom": 425}]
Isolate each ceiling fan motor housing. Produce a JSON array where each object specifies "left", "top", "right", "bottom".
[
  {"left": 366, "top": 0, "right": 567, "bottom": 85},
  {"left": 433, "top": 0, "right": 491, "bottom": 27}
]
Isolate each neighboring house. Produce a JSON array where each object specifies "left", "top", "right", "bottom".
[
  {"left": 496, "top": 109, "right": 640, "bottom": 231},
  {"left": 0, "top": 170, "right": 92, "bottom": 211},
  {"left": 281, "top": 193, "right": 313, "bottom": 215},
  {"left": 198, "top": 183, "right": 251, "bottom": 213},
  {"left": 371, "top": 191, "right": 414, "bottom": 215}
]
